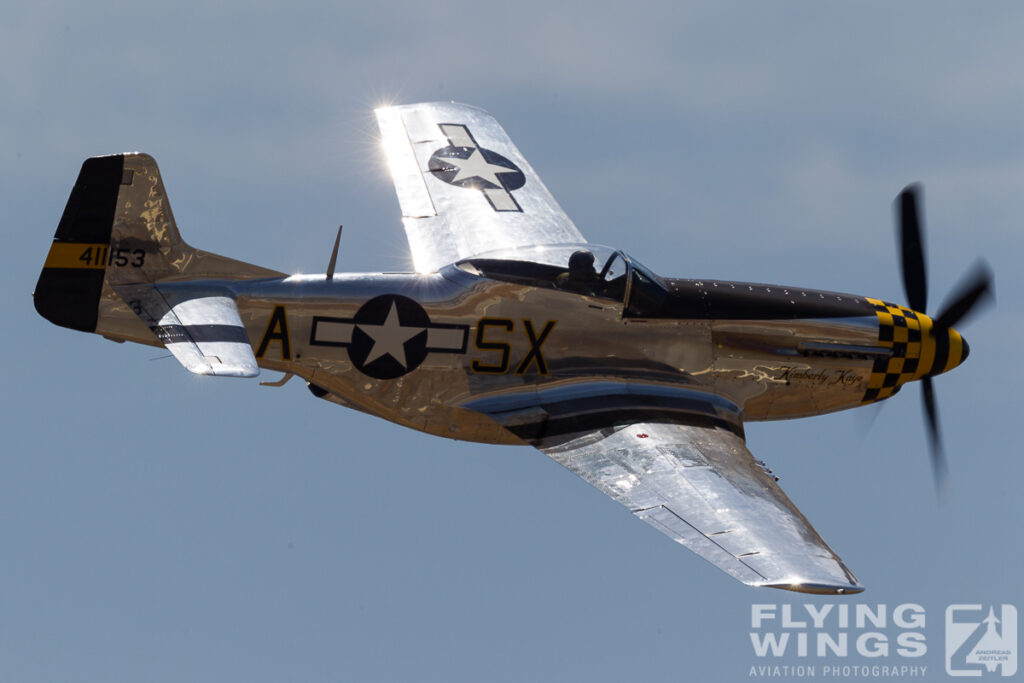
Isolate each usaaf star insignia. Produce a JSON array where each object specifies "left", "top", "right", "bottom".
[
  {"left": 308, "top": 294, "right": 468, "bottom": 379},
  {"left": 428, "top": 123, "right": 526, "bottom": 212}
]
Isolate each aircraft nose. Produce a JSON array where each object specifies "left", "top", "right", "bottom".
[{"left": 923, "top": 324, "right": 969, "bottom": 378}]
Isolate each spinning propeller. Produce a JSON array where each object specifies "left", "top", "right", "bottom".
[{"left": 895, "top": 184, "right": 993, "bottom": 490}]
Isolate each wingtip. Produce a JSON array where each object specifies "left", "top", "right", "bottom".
[{"left": 762, "top": 581, "right": 865, "bottom": 595}]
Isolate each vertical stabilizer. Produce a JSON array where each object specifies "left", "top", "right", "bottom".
[{"left": 35, "top": 153, "right": 284, "bottom": 334}]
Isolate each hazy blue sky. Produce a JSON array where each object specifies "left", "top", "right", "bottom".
[{"left": 4, "top": 2, "right": 1021, "bottom": 681}]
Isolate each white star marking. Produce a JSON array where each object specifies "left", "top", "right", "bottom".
[
  {"left": 358, "top": 302, "right": 424, "bottom": 368},
  {"left": 440, "top": 148, "right": 516, "bottom": 188}
]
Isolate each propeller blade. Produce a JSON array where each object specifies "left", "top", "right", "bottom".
[
  {"left": 855, "top": 399, "right": 885, "bottom": 439},
  {"left": 935, "top": 260, "right": 994, "bottom": 330},
  {"left": 920, "top": 376, "right": 948, "bottom": 492},
  {"left": 897, "top": 184, "right": 928, "bottom": 314}
]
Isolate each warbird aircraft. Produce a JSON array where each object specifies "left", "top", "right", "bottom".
[{"left": 35, "top": 103, "right": 992, "bottom": 594}]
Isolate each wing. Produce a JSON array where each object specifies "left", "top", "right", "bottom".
[
  {"left": 541, "top": 421, "right": 863, "bottom": 594},
  {"left": 376, "top": 102, "right": 585, "bottom": 272}
]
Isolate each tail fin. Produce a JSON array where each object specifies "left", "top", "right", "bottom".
[{"left": 35, "top": 153, "right": 283, "bottom": 333}]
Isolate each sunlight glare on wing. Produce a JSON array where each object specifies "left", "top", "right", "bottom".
[{"left": 376, "top": 106, "right": 435, "bottom": 220}]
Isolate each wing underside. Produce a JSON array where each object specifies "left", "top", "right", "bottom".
[
  {"left": 540, "top": 420, "right": 863, "bottom": 594},
  {"left": 376, "top": 102, "right": 585, "bottom": 272}
]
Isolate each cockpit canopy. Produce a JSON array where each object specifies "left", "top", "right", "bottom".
[{"left": 455, "top": 243, "right": 667, "bottom": 316}]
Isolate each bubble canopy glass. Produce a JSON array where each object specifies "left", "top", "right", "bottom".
[{"left": 454, "top": 243, "right": 666, "bottom": 309}]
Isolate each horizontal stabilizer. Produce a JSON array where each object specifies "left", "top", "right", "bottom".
[{"left": 116, "top": 284, "right": 258, "bottom": 377}]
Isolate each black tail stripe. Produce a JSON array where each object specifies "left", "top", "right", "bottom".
[
  {"left": 151, "top": 324, "right": 251, "bottom": 345},
  {"left": 54, "top": 155, "right": 124, "bottom": 243},
  {"left": 35, "top": 155, "right": 125, "bottom": 333}
]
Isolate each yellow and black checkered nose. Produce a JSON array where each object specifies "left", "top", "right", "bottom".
[
  {"left": 862, "top": 299, "right": 970, "bottom": 403},
  {"left": 923, "top": 322, "right": 969, "bottom": 378}
]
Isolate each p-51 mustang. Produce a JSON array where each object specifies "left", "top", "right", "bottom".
[{"left": 35, "top": 103, "right": 991, "bottom": 594}]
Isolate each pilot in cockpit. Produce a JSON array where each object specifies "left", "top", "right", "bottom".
[{"left": 558, "top": 249, "right": 601, "bottom": 295}]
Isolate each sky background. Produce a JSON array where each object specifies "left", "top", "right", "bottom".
[{"left": 2, "top": 2, "right": 1021, "bottom": 681}]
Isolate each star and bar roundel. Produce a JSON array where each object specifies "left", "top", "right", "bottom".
[
  {"left": 309, "top": 294, "right": 468, "bottom": 379},
  {"left": 427, "top": 123, "right": 526, "bottom": 212}
]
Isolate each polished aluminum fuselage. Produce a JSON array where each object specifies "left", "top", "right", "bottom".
[{"left": 96, "top": 265, "right": 886, "bottom": 446}]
